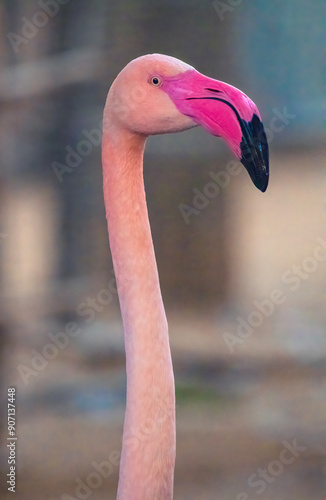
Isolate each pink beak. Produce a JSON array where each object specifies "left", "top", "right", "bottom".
[{"left": 163, "top": 69, "right": 269, "bottom": 192}]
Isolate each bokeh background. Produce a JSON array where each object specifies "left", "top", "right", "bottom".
[{"left": 0, "top": 1, "right": 325, "bottom": 499}]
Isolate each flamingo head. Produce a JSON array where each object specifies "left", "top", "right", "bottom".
[{"left": 106, "top": 54, "right": 269, "bottom": 192}]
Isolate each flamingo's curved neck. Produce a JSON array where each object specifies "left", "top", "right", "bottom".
[{"left": 102, "top": 125, "right": 175, "bottom": 500}]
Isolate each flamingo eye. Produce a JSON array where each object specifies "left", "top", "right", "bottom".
[{"left": 150, "top": 76, "right": 162, "bottom": 87}]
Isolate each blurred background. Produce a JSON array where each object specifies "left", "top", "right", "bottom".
[{"left": 0, "top": 1, "right": 325, "bottom": 499}]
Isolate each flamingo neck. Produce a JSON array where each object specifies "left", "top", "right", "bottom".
[{"left": 102, "top": 125, "right": 175, "bottom": 500}]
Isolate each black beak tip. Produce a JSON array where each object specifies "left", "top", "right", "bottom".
[
  {"left": 259, "top": 173, "right": 269, "bottom": 193},
  {"left": 240, "top": 114, "right": 269, "bottom": 193},
  {"left": 240, "top": 154, "right": 269, "bottom": 193},
  {"left": 252, "top": 166, "right": 269, "bottom": 192}
]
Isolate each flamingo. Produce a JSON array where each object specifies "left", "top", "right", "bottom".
[{"left": 102, "top": 54, "right": 269, "bottom": 500}]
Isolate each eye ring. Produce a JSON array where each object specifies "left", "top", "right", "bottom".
[{"left": 150, "top": 76, "right": 162, "bottom": 87}]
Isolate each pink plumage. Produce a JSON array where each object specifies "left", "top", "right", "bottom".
[{"left": 102, "top": 53, "right": 269, "bottom": 500}]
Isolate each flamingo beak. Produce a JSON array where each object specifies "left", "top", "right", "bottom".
[{"left": 163, "top": 70, "right": 269, "bottom": 192}]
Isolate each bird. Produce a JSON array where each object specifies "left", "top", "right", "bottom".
[{"left": 101, "top": 53, "right": 269, "bottom": 500}]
